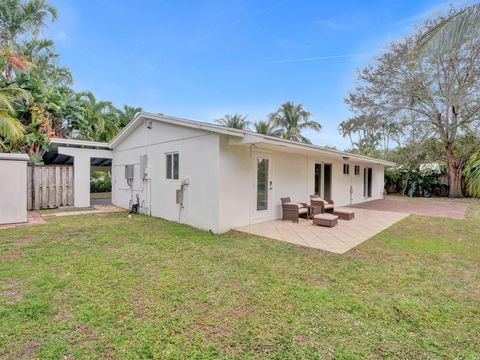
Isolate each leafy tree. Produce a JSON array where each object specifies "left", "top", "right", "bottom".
[
  {"left": 215, "top": 113, "right": 250, "bottom": 130},
  {"left": 0, "top": 0, "right": 57, "bottom": 82},
  {"left": 117, "top": 105, "right": 142, "bottom": 127},
  {"left": 338, "top": 113, "right": 402, "bottom": 157},
  {"left": 253, "top": 119, "right": 283, "bottom": 137},
  {"left": 0, "top": 0, "right": 142, "bottom": 155},
  {"left": 268, "top": 101, "right": 321, "bottom": 144},
  {"left": 345, "top": 9, "right": 480, "bottom": 197}
]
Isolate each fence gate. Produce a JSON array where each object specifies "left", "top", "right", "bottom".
[{"left": 27, "top": 165, "right": 74, "bottom": 210}]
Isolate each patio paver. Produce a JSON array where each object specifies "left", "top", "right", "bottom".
[
  {"left": 54, "top": 205, "right": 124, "bottom": 217},
  {"left": 234, "top": 207, "right": 408, "bottom": 254},
  {"left": 0, "top": 211, "right": 46, "bottom": 230},
  {"left": 349, "top": 197, "right": 468, "bottom": 219}
]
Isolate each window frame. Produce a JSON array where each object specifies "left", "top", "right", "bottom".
[
  {"left": 354, "top": 165, "right": 360, "bottom": 176},
  {"left": 343, "top": 163, "right": 350, "bottom": 175},
  {"left": 165, "top": 152, "right": 179, "bottom": 180}
]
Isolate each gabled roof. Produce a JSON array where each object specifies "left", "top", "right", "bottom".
[{"left": 109, "top": 112, "right": 395, "bottom": 167}]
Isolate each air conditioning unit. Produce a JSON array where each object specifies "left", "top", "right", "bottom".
[{"left": 125, "top": 164, "right": 134, "bottom": 182}]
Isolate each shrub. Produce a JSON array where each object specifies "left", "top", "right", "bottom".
[{"left": 90, "top": 170, "right": 111, "bottom": 193}]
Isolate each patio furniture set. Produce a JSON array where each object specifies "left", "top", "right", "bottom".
[{"left": 281, "top": 196, "right": 355, "bottom": 228}]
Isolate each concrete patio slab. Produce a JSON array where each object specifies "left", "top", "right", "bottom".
[
  {"left": 234, "top": 207, "right": 408, "bottom": 254},
  {"left": 0, "top": 212, "right": 46, "bottom": 230},
  {"left": 54, "top": 205, "right": 124, "bottom": 217},
  {"left": 349, "top": 197, "right": 468, "bottom": 219}
]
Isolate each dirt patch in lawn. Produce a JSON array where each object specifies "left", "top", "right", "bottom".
[
  {"left": 1, "top": 280, "right": 23, "bottom": 303},
  {"left": 0, "top": 251, "right": 23, "bottom": 260}
]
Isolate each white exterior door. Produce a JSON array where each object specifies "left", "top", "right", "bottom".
[{"left": 253, "top": 152, "right": 273, "bottom": 221}]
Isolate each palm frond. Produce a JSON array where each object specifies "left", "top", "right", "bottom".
[
  {"left": 0, "top": 110, "right": 24, "bottom": 139},
  {"left": 414, "top": 4, "right": 480, "bottom": 56},
  {"left": 464, "top": 149, "right": 480, "bottom": 198},
  {"left": 215, "top": 113, "right": 250, "bottom": 130}
]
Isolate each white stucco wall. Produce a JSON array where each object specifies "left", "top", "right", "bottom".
[
  {"left": 218, "top": 138, "right": 385, "bottom": 232},
  {"left": 57, "top": 147, "right": 113, "bottom": 208},
  {"left": 111, "top": 121, "right": 385, "bottom": 234},
  {"left": 0, "top": 153, "right": 29, "bottom": 224},
  {"left": 112, "top": 120, "right": 221, "bottom": 233}
]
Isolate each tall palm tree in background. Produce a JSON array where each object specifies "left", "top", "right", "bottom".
[
  {"left": 0, "top": 85, "right": 31, "bottom": 146},
  {"left": 76, "top": 91, "right": 118, "bottom": 142},
  {"left": 413, "top": 4, "right": 480, "bottom": 197},
  {"left": 0, "top": 0, "right": 57, "bottom": 81},
  {"left": 254, "top": 119, "right": 283, "bottom": 137},
  {"left": 215, "top": 113, "right": 250, "bottom": 130},
  {"left": 269, "top": 101, "right": 321, "bottom": 144},
  {"left": 117, "top": 105, "right": 142, "bottom": 127}
]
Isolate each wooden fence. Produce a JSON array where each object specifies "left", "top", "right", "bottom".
[{"left": 27, "top": 165, "right": 74, "bottom": 210}]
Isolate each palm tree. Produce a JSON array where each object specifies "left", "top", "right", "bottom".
[
  {"left": 215, "top": 113, "right": 249, "bottom": 130},
  {"left": 76, "top": 91, "right": 119, "bottom": 142},
  {"left": 464, "top": 149, "right": 480, "bottom": 198},
  {"left": 414, "top": 4, "right": 480, "bottom": 56},
  {"left": 0, "top": 0, "right": 58, "bottom": 81},
  {"left": 338, "top": 119, "right": 356, "bottom": 148},
  {"left": 0, "top": 85, "right": 31, "bottom": 147},
  {"left": 254, "top": 119, "right": 283, "bottom": 137},
  {"left": 117, "top": 105, "right": 142, "bottom": 127},
  {"left": 268, "top": 101, "right": 321, "bottom": 144}
]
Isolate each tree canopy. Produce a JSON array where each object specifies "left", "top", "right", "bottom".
[
  {"left": 0, "top": 0, "right": 142, "bottom": 161},
  {"left": 343, "top": 7, "right": 480, "bottom": 197}
]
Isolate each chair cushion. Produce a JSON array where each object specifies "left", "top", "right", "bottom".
[
  {"left": 324, "top": 204, "right": 334, "bottom": 210},
  {"left": 313, "top": 213, "right": 338, "bottom": 220},
  {"left": 285, "top": 202, "right": 303, "bottom": 209},
  {"left": 298, "top": 208, "right": 308, "bottom": 214},
  {"left": 335, "top": 209, "right": 354, "bottom": 214},
  {"left": 311, "top": 197, "right": 329, "bottom": 206}
]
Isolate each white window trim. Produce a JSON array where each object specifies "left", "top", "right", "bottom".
[
  {"left": 343, "top": 163, "right": 350, "bottom": 176},
  {"left": 165, "top": 151, "right": 180, "bottom": 180}
]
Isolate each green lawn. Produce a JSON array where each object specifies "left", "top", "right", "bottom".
[{"left": 1, "top": 202, "right": 479, "bottom": 359}]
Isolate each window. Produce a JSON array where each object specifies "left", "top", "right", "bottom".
[
  {"left": 256, "top": 158, "right": 269, "bottom": 211},
  {"left": 166, "top": 153, "right": 179, "bottom": 179},
  {"left": 354, "top": 165, "right": 360, "bottom": 176},
  {"left": 343, "top": 163, "right": 350, "bottom": 175},
  {"left": 314, "top": 163, "right": 322, "bottom": 196}
]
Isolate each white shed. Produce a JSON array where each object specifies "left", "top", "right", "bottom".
[
  {"left": 109, "top": 113, "right": 394, "bottom": 233},
  {"left": 0, "top": 153, "right": 30, "bottom": 225}
]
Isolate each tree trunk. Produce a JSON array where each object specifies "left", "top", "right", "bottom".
[{"left": 445, "top": 143, "right": 464, "bottom": 198}]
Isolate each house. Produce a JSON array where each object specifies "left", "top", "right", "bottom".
[{"left": 109, "top": 112, "right": 394, "bottom": 233}]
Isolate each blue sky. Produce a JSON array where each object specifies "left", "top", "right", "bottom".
[{"left": 45, "top": 0, "right": 461, "bottom": 149}]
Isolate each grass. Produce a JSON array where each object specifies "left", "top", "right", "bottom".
[{"left": 0, "top": 202, "right": 479, "bottom": 359}]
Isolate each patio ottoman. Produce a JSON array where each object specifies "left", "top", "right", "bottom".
[
  {"left": 333, "top": 209, "right": 355, "bottom": 220},
  {"left": 313, "top": 213, "right": 338, "bottom": 227}
]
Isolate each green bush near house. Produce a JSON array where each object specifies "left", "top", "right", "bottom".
[{"left": 90, "top": 170, "right": 111, "bottom": 193}]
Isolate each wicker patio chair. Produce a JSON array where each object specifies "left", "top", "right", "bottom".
[
  {"left": 310, "top": 198, "right": 335, "bottom": 214},
  {"left": 281, "top": 197, "right": 308, "bottom": 223}
]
